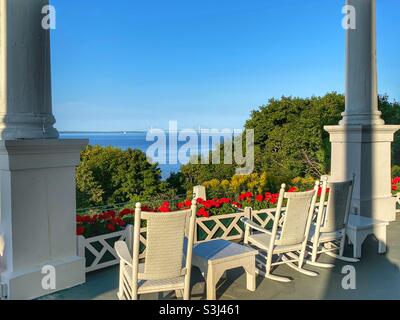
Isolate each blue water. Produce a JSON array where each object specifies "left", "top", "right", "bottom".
[{"left": 60, "top": 132, "right": 226, "bottom": 179}]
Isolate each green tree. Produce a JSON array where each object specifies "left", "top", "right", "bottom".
[
  {"left": 179, "top": 92, "right": 400, "bottom": 187},
  {"left": 178, "top": 153, "right": 236, "bottom": 192},
  {"left": 245, "top": 93, "right": 400, "bottom": 179},
  {"left": 76, "top": 145, "right": 172, "bottom": 208}
]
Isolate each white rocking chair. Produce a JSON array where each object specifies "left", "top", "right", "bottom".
[
  {"left": 115, "top": 200, "right": 197, "bottom": 300},
  {"left": 307, "top": 175, "right": 359, "bottom": 268},
  {"left": 241, "top": 182, "right": 319, "bottom": 282}
]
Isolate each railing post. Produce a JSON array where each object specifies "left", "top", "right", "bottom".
[
  {"left": 193, "top": 185, "right": 206, "bottom": 200},
  {"left": 244, "top": 207, "right": 252, "bottom": 220}
]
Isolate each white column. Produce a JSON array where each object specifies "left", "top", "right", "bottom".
[
  {"left": 325, "top": 0, "right": 399, "bottom": 221},
  {"left": 340, "top": 0, "right": 383, "bottom": 126},
  {"left": 0, "top": 0, "right": 87, "bottom": 299},
  {"left": 0, "top": 0, "right": 58, "bottom": 139}
]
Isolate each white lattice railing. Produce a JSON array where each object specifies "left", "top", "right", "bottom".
[
  {"left": 195, "top": 211, "right": 249, "bottom": 243},
  {"left": 77, "top": 225, "right": 147, "bottom": 273},
  {"left": 77, "top": 210, "right": 252, "bottom": 273},
  {"left": 76, "top": 207, "right": 282, "bottom": 273},
  {"left": 77, "top": 202, "right": 330, "bottom": 273}
]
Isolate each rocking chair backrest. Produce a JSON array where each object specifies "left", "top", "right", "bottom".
[
  {"left": 320, "top": 178, "right": 354, "bottom": 233},
  {"left": 131, "top": 202, "right": 196, "bottom": 282},
  {"left": 273, "top": 184, "right": 318, "bottom": 247}
]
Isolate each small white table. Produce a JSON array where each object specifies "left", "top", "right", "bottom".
[
  {"left": 346, "top": 214, "right": 389, "bottom": 258},
  {"left": 192, "top": 239, "right": 258, "bottom": 300}
]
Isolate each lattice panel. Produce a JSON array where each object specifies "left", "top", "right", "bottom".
[
  {"left": 78, "top": 229, "right": 127, "bottom": 273},
  {"left": 195, "top": 212, "right": 247, "bottom": 243},
  {"left": 251, "top": 208, "right": 278, "bottom": 229}
]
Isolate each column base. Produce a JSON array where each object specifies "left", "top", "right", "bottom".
[
  {"left": 1, "top": 256, "right": 85, "bottom": 300},
  {"left": 0, "top": 139, "right": 88, "bottom": 300},
  {"left": 324, "top": 124, "right": 400, "bottom": 222}
]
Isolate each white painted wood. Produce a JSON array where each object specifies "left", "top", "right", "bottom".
[
  {"left": 346, "top": 214, "right": 389, "bottom": 258},
  {"left": 0, "top": 140, "right": 87, "bottom": 300},
  {"left": 325, "top": 0, "right": 399, "bottom": 222},
  {"left": 196, "top": 212, "right": 246, "bottom": 243},
  {"left": 193, "top": 185, "right": 206, "bottom": 200},
  {"left": 115, "top": 202, "right": 197, "bottom": 300},
  {"left": 192, "top": 239, "right": 257, "bottom": 300},
  {"left": 244, "top": 183, "right": 320, "bottom": 282},
  {"left": 341, "top": 0, "right": 383, "bottom": 126}
]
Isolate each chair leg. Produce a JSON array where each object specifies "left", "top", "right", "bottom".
[
  {"left": 256, "top": 252, "right": 292, "bottom": 283},
  {"left": 118, "top": 263, "right": 124, "bottom": 299},
  {"left": 304, "top": 247, "right": 335, "bottom": 268},
  {"left": 324, "top": 251, "right": 359, "bottom": 262},
  {"left": 183, "top": 272, "right": 191, "bottom": 300},
  {"left": 281, "top": 255, "right": 318, "bottom": 277},
  {"left": 323, "top": 242, "right": 359, "bottom": 262},
  {"left": 256, "top": 268, "right": 292, "bottom": 282},
  {"left": 306, "top": 260, "right": 335, "bottom": 268},
  {"left": 311, "top": 242, "right": 319, "bottom": 263}
]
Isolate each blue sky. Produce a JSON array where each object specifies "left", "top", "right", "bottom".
[{"left": 50, "top": 0, "right": 400, "bottom": 132}]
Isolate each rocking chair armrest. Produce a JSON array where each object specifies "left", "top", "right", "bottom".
[
  {"left": 241, "top": 217, "right": 272, "bottom": 235},
  {"left": 115, "top": 241, "right": 133, "bottom": 267}
]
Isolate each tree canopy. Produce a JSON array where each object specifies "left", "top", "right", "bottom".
[
  {"left": 76, "top": 145, "right": 171, "bottom": 208},
  {"left": 176, "top": 93, "right": 400, "bottom": 190}
]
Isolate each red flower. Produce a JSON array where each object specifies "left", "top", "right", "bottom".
[
  {"left": 76, "top": 226, "right": 85, "bottom": 236},
  {"left": 219, "top": 198, "right": 231, "bottom": 204},
  {"left": 392, "top": 185, "right": 398, "bottom": 191},
  {"left": 141, "top": 205, "right": 153, "bottom": 212},
  {"left": 81, "top": 215, "right": 91, "bottom": 223},
  {"left": 177, "top": 202, "right": 184, "bottom": 209},
  {"left": 245, "top": 192, "right": 253, "bottom": 198},
  {"left": 76, "top": 215, "right": 83, "bottom": 223},
  {"left": 238, "top": 193, "right": 246, "bottom": 201},
  {"left": 119, "top": 208, "right": 134, "bottom": 217},
  {"left": 184, "top": 199, "right": 192, "bottom": 207},
  {"left": 106, "top": 223, "right": 116, "bottom": 232},
  {"left": 203, "top": 200, "right": 212, "bottom": 209},
  {"left": 392, "top": 177, "right": 400, "bottom": 185},
  {"left": 232, "top": 201, "right": 242, "bottom": 209},
  {"left": 269, "top": 194, "right": 279, "bottom": 204},
  {"left": 287, "top": 187, "right": 298, "bottom": 193},
  {"left": 159, "top": 201, "right": 171, "bottom": 212},
  {"left": 112, "top": 218, "right": 126, "bottom": 227},
  {"left": 100, "top": 210, "right": 116, "bottom": 220},
  {"left": 255, "top": 194, "right": 264, "bottom": 202},
  {"left": 197, "top": 207, "right": 210, "bottom": 218}
]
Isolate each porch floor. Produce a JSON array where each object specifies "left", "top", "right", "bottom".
[{"left": 41, "top": 220, "right": 400, "bottom": 300}]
